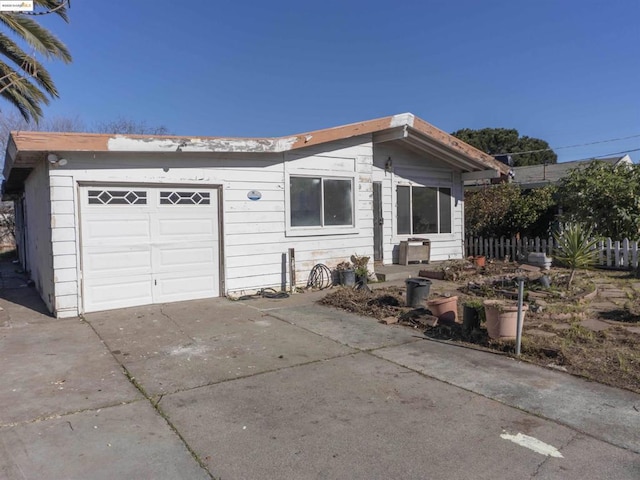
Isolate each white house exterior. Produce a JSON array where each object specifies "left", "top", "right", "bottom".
[{"left": 2, "top": 113, "right": 509, "bottom": 318}]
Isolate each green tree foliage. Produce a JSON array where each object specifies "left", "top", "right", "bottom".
[
  {"left": 451, "top": 128, "right": 557, "bottom": 167},
  {"left": 0, "top": 1, "right": 71, "bottom": 122},
  {"left": 557, "top": 161, "right": 640, "bottom": 240},
  {"left": 465, "top": 183, "right": 556, "bottom": 238}
]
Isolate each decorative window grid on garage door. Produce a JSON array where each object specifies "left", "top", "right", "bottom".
[
  {"left": 79, "top": 186, "right": 220, "bottom": 313},
  {"left": 160, "top": 191, "right": 211, "bottom": 205},
  {"left": 88, "top": 189, "right": 147, "bottom": 205}
]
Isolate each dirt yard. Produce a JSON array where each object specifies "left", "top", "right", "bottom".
[{"left": 319, "top": 261, "right": 640, "bottom": 394}]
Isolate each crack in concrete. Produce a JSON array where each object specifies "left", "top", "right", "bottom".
[
  {"left": 81, "top": 314, "right": 217, "bottom": 480},
  {"left": 264, "top": 309, "right": 422, "bottom": 353},
  {"left": 530, "top": 431, "right": 578, "bottom": 478},
  {"left": 159, "top": 305, "right": 197, "bottom": 344},
  {"left": 150, "top": 351, "right": 359, "bottom": 399},
  {"left": 0, "top": 398, "right": 145, "bottom": 430}
]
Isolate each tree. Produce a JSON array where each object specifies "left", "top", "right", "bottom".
[
  {"left": 94, "top": 117, "right": 170, "bottom": 135},
  {"left": 465, "top": 183, "right": 556, "bottom": 238},
  {"left": 0, "top": 110, "right": 84, "bottom": 153},
  {"left": 557, "top": 161, "right": 640, "bottom": 240},
  {"left": 451, "top": 128, "right": 557, "bottom": 167},
  {"left": 0, "top": 1, "right": 72, "bottom": 122}
]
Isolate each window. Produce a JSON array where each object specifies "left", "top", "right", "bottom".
[
  {"left": 290, "top": 176, "right": 353, "bottom": 227},
  {"left": 160, "top": 191, "right": 211, "bottom": 205},
  {"left": 88, "top": 190, "right": 147, "bottom": 205},
  {"left": 397, "top": 186, "right": 451, "bottom": 234}
]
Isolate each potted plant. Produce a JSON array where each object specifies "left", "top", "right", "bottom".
[
  {"left": 462, "top": 298, "right": 485, "bottom": 333},
  {"left": 350, "top": 254, "right": 370, "bottom": 286},
  {"left": 427, "top": 296, "right": 459, "bottom": 322},
  {"left": 471, "top": 255, "right": 486, "bottom": 268},
  {"left": 483, "top": 299, "right": 528, "bottom": 340},
  {"left": 335, "top": 261, "right": 355, "bottom": 287}
]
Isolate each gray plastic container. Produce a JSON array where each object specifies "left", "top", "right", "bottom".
[{"left": 405, "top": 278, "right": 432, "bottom": 307}]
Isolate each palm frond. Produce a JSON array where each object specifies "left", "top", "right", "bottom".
[
  {"left": 0, "top": 59, "right": 48, "bottom": 122},
  {"left": 0, "top": 32, "right": 59, "bottom": 97},
  {"left": 32, "top": 0, "right": 70, "bottom": 22},
  {"left": 0, "top": 13, "right": 71, "bottom": 62}
]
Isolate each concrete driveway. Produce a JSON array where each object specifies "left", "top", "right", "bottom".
[{"left": 1, "top": 271, "right": 639, "bottom": 479}]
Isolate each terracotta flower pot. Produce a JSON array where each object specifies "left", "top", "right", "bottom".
[
  {"left": 473, "top": 255, "right": 486, "bottom": 267},
  {"left": 427, "top": 296, "right": 458, "bottom": 323},
  {"left": 483, "top": 300, "right": 528, "bottom": 340}
]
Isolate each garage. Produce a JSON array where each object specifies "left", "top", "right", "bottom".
[{"left": 79, "top": 185, "right": 221, "bottom": 313}]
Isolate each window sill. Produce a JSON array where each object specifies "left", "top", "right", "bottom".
[
  {"left": 393, "top": 233, "right": 457, "bottom": 243},
  {"left": 286, "top": 226, "right": 359, "bottom": 237}
]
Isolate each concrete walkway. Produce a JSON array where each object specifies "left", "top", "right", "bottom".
[{"left": 1, "top": 266, "right": 639, "bottom": 479}]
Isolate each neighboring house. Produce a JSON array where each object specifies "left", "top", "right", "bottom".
[
  {"left": 512, "top": 155, "right": 633, "bottom": 189},
  {"left": 2, "top": 113, "right": 509, "bottom": 317}
]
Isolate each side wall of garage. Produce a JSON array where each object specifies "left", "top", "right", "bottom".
[{"left": 23, "top": 161, "right": 55, "bottom": 312}]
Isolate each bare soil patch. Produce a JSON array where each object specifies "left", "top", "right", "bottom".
[{"left": 319, "top": 262, "right": 640, "bottom": 394}]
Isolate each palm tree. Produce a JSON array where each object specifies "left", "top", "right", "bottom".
[{"left": 0, "top": 1, "right": 71, "bottom": 122}]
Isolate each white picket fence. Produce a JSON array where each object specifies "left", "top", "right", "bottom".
[{"left": 465, "top": 236, "right": 640, "bottom": 269}]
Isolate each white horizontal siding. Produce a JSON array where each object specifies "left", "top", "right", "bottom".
[
  {"left": 23, "top": 162, "right": 54, "bottom": 313},
  {"left": 48, "top": 136, "right": 376, "bottom": 300},
  {"left": 373, "top": 141, "right": 465, "bottom": 263}
]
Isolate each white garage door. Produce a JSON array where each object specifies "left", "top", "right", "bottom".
[{"left": 80, "top": 186, "right": 220, "bottom": 313}]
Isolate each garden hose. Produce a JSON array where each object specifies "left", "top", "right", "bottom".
[{"left": 307, "top": 264, "right": 334, "bottom": 290}]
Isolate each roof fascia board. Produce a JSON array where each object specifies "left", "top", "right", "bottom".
[
  {"left": 372, "top": 126, "right": 408, "bottom": 144},
  {"left": 461, "top": 169, "right": 500, "bottom": 181},
  {"left": 3, "top": 136, "right": 17, "bottom": 180},
  {"left": 403, "top": 133, "right": 485, "bottom": 172}
]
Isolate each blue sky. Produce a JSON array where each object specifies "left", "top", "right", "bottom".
[{"left": 34, "top": 0, "right": 639, "bottom": 163}]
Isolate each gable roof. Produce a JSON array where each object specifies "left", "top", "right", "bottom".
[
  {"left": 3, "top": 113, "right": 510, "bottom": 195},
  {"left": 512, "top": 155, "right": 632, "bottom": 188}
]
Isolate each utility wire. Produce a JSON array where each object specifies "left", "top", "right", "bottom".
[
  {"left": 565, "top": 147, "right": 640, "bottom": 162},
  {"left": 492, "top": 133, "right": 640, "bottom": 157},
  {"left": 20, "top": 0, "right": 69, "bottom": 16}
]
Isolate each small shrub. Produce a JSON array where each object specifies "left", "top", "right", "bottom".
[{"left": 554, "top": 223, "right": 599, "bottom": 288}]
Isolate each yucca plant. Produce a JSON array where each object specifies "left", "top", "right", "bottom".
[{"left": 554, "top": 223, "right": 599, "bottom": 288}]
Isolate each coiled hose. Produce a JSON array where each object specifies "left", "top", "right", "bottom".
[{"left": 306, "top": 264, "right": 334, "bottom": 290}]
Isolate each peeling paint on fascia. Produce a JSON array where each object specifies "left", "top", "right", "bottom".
[
  {"left": 107, "top": 135, "right": 298, "bottom": 153},
  {"left": 390, "top": 113, "right": 415, "bottom": 128}
]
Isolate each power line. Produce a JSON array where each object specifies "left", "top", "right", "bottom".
[
  {"left": 20, "top": 1, "right": 69, "bottom": 16},
  {"left": 492, "top": 133, "right": 640, "bottom": 157},
  {"left": 565, "top": 147, "right": 640, "bottom": 163}
]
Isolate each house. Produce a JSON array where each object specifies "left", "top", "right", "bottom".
[
  {"left": 511, "top": 155, "right": 633, "bottom": 189},
  {"left": 2, "top": 113, "right": 509, "bottom": 317}
]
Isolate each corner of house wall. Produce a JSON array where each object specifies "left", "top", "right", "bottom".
[{"left": 49, "top": 174, "right": 79, "bottom": 317}]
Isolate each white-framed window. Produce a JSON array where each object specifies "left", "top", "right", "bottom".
[
  {"left": 289, "top": 176, "right": 354, "bottom": 228},
  {"left": 397, "top": 185, "right": 452, "bottom": 235}
]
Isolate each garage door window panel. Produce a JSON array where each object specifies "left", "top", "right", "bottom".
[
  {"left": 160, "top": 191, "right": 211, "bottom": 205},
  {"left": 88, "top": 190, "right": 147, "bottom": 205}
]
